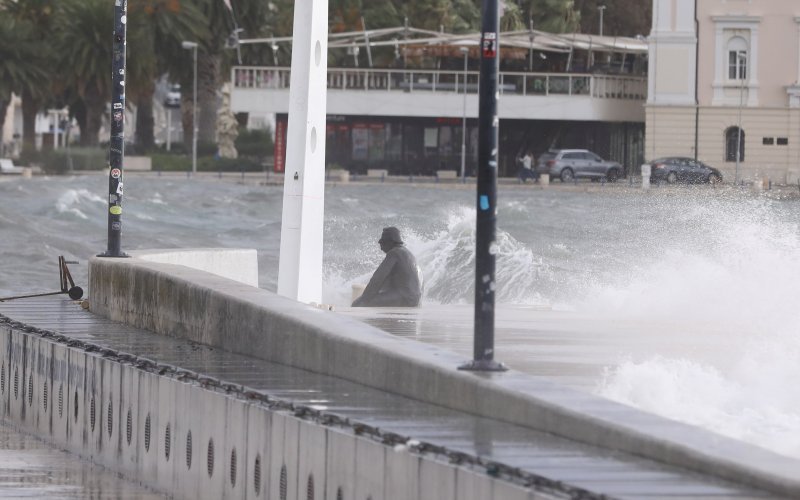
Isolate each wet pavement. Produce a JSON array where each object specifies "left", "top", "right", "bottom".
[{"left": 0, "top": 422, "right": 165, "bottom": 499}]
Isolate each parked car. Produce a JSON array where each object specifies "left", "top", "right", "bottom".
[
  {"left": 163, "top": 84, "right": 181, "bottom": 108},
  {"left": 648, "top": 157, "right": 723, "bottom": 184},
  {"left": 536, "top": 149, "right": 623, "bottom": 182}
]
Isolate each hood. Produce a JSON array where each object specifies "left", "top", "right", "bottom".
[{"left": 379, "top": 226, "right": 403, "bottom": 245}]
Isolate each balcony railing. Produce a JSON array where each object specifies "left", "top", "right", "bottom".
[{"left": 232, "top": 66, "right": 647, "bottom": 100}]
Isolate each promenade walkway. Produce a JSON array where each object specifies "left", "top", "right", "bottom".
[{"left": 0, "top": 296, "right": 775, "bottom": 499}]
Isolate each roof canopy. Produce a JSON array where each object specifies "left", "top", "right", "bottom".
[{"left": 241, "top": 26, "right": 648, "bottom": 58}]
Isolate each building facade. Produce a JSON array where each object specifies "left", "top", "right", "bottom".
[
  {"left": 231, "top": 30, "right": 649, "bottom": 177},
  {"left": 647, "top": 0, "right": 800, "bottom": 183}
]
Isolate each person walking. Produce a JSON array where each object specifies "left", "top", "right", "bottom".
[{"left": 518, "top": 151, "right": 538, "bottom": 183}]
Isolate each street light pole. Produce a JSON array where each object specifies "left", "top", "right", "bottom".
[
  {"left": 182, "top": 41, "right": 199, "bottom": 175},
  {"left": 459, "top": 0, "right": 506, "bottom": 372},
  {"left": 99, "top": 0, "right": 128, "bottom": 258},
  {"left": 598, "top": 5, "right": 606, "bottom": 37},
  {"left": 460, "top": 47, "right": 469, "bottom": 182},
  {"left": 735, "top": 52, "right": 746, "bottom": 185}
]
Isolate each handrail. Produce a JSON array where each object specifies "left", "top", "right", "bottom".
[{"left": 232, "top": 66, "right": 647, "bottom": 100}]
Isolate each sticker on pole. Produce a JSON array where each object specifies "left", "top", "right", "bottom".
[
  {"left": 111, "top": 168, "right": 121, "bottom": 179},
  {"left": 482, "top": 32, "right": 497, "bottom": 58},
  {"left": 110, "top": 206, "right": 122, "bottom": 215}
]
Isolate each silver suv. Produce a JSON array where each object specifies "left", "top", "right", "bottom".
[{"left": 536, "top": 149, "right": 622, "bottom": 182}]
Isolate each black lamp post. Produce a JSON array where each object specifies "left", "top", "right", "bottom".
[
  {"left": 460, "top": 0, "right": 506, "bottom": 372},
  {"left": 99, "top": 0, "right": 129, "bottom": 258}
]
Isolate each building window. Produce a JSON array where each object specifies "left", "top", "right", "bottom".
[
  {"left": 725, "top": 127, "right": 745, "bottom": 162},
  {"left": 385, "top": 124, "right": 402, "bottom": 161},
  {"left": 777, "top": 137, "right": 789, "bottom": 146},
  {"left": 727, "top": 37, "right": 748, "bottom": 80},
  {"left": 762, "top": 137, "right": 774, "bottom": 145},
  {"left": 728, "top": 50, "right": 747, "bottom": 80},
  {"left": 368, "top": 124, "right": 385, "bottom": 161},
  {"left": 351, "top": 125, "right": 368, "bottom": 160}
]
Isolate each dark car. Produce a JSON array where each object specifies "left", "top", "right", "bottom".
[
  {"left": 536, "top": 149, "right": 623, "bottom": 182},
  {"left": 649, "top": 157, "right": 723, "bottom": 184}
]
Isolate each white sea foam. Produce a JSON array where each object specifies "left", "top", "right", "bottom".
[
  {"left": 55, "top": 189, "right": 105, "bottom": 219},
  {"left": 597, "top": 346, "right": 800, "bottom": 459},
  {"left": 585, "top": 195, "right": 800, "bottom": 459},
  {"left": 405, "top": 207, "right": 545, "bottom": 305},
  {"left": 150, "top": 192, "right": 167, "bottom": 205}
]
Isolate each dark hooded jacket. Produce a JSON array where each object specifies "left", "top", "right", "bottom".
[{"left": 353, "top": 227, "right": 422, "bottom": 307}]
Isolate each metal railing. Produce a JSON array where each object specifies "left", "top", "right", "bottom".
[{"left": 232, "top": 66, "right": 647, "bottom": 100}]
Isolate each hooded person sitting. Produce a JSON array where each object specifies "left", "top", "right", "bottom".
[{"left": 352, "top": 227, "right": 422, "bottom": 307}]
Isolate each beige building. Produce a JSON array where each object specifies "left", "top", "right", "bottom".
[{"left": 647, "top": 0, "right": 800, "bottom": 183}]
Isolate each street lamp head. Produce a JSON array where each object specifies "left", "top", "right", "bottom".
[{"left": 181, "top": 41, "right": 198, "bottom": 50}]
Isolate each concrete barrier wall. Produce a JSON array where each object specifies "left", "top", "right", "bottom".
[
  {"left": 87, "top": 252, "right": 800, "bottom": 498},
  {"left": 131, "top": 248, "right": 259, "bottom": 288},
  {"left": 0, "top": 323, "right": 537, "bottom": 500}
]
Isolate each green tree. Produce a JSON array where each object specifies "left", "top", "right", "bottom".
[{"left": 573, "top": 0, "right": 651, "bottom": 37}]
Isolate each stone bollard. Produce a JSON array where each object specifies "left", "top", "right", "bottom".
[
  {"left": 539, "top": 173, "right": 550, "bottom": 186},
  {"left": 641, "top": 164, "right": 651, "bottom": 190}
]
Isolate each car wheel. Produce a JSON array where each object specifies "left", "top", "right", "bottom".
[
  {"left": 666, "top": 172, "right": 678, "bottom": 184},
  {"left": 708, "top": 173, "right": 722, "bottom": 185},
  {"left": 560, "top": 168, "right": 574, "bottom": 183},
  {"left": 606, "top": 169, "right": 619, "bottom": 183}
]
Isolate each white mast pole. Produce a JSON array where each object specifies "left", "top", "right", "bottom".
[{"left": 277, "top": 0, "right": 329, "bottom": 303}]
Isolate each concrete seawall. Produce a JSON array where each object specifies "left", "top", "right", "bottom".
[
  {"left": 0, "top": 314, "right": 536, "bottom": 500},
  {"left": 87, "top": 249, "right": 800, "bottom": 497}
]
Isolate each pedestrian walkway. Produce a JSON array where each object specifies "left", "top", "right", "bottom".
[{"left": 0, "top": 297, "right": 778, "bottom": 499}]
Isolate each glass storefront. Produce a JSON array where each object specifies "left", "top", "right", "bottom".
[{"left": 275, "top": 114, "right": 643, "bottom": 177}]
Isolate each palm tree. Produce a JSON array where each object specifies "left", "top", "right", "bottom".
[
  {"left": 53, "top": 0, "right": 113, "bottom": 147},
  {"left": 127, "top": 0, "right": 208, "bottom": 150},
  {"left": 181, "top": 0, "right": 272, "bottom": 152},
  {"left": 0, "top": 0, "right": 57, "bottom": 155},
  {"left": 0, "top": 13, "right": 47, "bottom": 138},
  {"left": 517, "top": 0, "right": 580, "bottom": 33}
]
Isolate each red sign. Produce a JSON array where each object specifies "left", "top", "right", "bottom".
[
  {"left": 482, "top": 32, "right": 497, "bottom": 58},
  {"left": 274, "top": 120, "right": 287, "bottom": 173}
]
